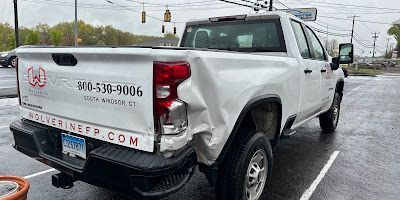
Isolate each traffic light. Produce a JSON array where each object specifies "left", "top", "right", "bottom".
[
  {"left": 162, "top": 24, "right": 165, "bottom": 33},
  {"left": 141, "top": 11, "right": 146, "bottom": 23},
  {"left": 164, "top": 9, "right": 171, "bottom": 22}
]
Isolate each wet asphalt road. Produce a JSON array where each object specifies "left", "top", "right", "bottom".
[
  {"left": 0, "top": 75, "right": 399, "bottom": 200},
  {"left": 0, "top": 68, "right": 17, "bottom": 97}
]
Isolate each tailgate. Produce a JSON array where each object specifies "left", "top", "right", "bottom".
[{"left": 17, "top": 47, "right": 155, "bottom": 152}]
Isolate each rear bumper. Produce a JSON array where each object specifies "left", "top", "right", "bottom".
[{"left": 10, "top": 119, "right": 197, "bottom": 197}]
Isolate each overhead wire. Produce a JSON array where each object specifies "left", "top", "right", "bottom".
[{"left": 20, "top": 0, "right": 242, "bottom": 11}]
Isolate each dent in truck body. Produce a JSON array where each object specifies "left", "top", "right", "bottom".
[{"left": 161, "top": 49, "right": 301, "bottom": 165}]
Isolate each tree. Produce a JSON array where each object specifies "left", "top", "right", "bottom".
[
  {"left": 164, "top": 32, "right": 177, "bottom": 39},
  {"left": 50, "top": 29, "right": 63, "bottom": 46},
  {"left": 322, "top": 38, "right": 339, "bottom": 56},
  {"left": 0, "top": 21, "right": 167, "bottom": 48},
  {"left": 388, "top": 20, "right": 400, "bottom": 55},
  {"left": 0, "top": 23, "right": 15, "bottom": 51},
  {"left": 35, "top": 24, "right": 51, "bottom": 45},
  {"left": 25, "top": 30, "right": 39, "bottom": 45}
]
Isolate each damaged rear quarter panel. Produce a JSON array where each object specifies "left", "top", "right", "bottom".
[{"left": 155, "top": 49, "right": 300, "bottom": 165}]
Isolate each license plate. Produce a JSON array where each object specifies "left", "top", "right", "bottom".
[{"left": 61, "top": 133, "right": 86, "bottom": 159}]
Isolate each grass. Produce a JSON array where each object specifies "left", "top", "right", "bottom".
[{"left": 342, "top": 65, "right": 383, "bottom": 77}]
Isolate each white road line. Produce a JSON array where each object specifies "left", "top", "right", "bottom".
[
  {"left": 299, "top": 151, "right": 340, "bottom": 200},
  {"left": 0, "top": 125, "right": 9, "bottom": 129},
  {"left": 23, "top": 168, "right": 56, "bottom": 179},
  {"left": 0, "top": 98, "right": 18, "bottom": 106},
  {"left": 345, "top": 85, "right": 361, "bottom": 95}
]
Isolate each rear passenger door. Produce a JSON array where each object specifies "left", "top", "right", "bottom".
[
  {"left": 304, "top": 26, "right": 333, "bottom": 110},
  {"left": 290, "top": 20, "right": 322, "bottom": 122}
]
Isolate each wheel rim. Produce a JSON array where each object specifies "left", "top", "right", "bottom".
[
  {"left": 11, "top": 58, "right": 16, "bottom": 67},
  {"left": 333, "top": 96, "right": 340, "bottom": 125},
  {"left": 245, "top": 149, "right": 268, "bottom": 200}
]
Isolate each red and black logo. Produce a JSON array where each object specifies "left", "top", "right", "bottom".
[{"left": 28, "top": 66, "right": 46, "bottom": 88}]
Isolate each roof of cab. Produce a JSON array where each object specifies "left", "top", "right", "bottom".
[{"left": 186, "top": 11, "right": 294, "bottom": 25}]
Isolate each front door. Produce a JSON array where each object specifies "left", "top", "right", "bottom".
[
  {"left": 290, "top": 20, "right": 322, "bottom": 122},
  {"left": 304, "top": 26, "right": 333, "bottom": 110}
]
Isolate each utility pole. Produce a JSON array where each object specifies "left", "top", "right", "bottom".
[
  {"left": 385, "top": 38, "right": 390, "bottom": 56},
  {"left": 269, "top": 0, "right": 273, "bottom": 11},
  {"left": 372, "top": 32, "right": 378, "bottom": 62},
  {"left": 74, "top": 0, "right": 78, "bottom": 47},
  {"left": 13, "top": 0, "right": 19, "bottom": 48},
  {"left": 349, "top": 15, "right": 359, "bottom": 44}
]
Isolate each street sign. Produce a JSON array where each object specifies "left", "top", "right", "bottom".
[{"left": 280, "top": 8, "right": 318, "bottom": 21}]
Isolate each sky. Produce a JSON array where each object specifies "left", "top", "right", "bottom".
[{"left": 0, "top": 0, "right": 399, "bottom": 56}]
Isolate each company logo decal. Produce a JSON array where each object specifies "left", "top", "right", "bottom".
[
  {"left": 325, "top": 63, "right": 332, "bottom": 79},
  {"left": 28, "top": 66, "right": 46, "bottom": 87}
]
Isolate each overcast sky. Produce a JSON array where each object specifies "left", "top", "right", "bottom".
[{"left": 0, "top": 0, "right": 399, "bottom": 56}]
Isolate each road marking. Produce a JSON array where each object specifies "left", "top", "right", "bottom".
[
  {"left": 0, "top": 125, "right": 9, "bottom": 129},
  {"left": 0, "top": 75, "right": 16, "bottom": 78},
  {"left": 0, "top": 97, "right": 18, "bottom": 106},
  {"left": 345, "top": 85, "right": 361, "bottom": 95},
  {"left": 23, "top": 168, "right": 56, "bottom": 179},
  {"left": 299, "top": 151, "right": 340, "bottom": 200}
]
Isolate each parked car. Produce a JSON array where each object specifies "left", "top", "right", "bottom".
[
  {"left": 10, "top": 11, "right": 353, "bottom": 199},
  {"left": 0, "top": 49, "right": 17, "bottom": 68}
]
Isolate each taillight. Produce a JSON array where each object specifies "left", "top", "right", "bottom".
[
  {"left": 153, "top": 61, "right": 190, "bottom": 135},
  {"left": 15, "top": 57, "right": 21, "bottom": 105}
]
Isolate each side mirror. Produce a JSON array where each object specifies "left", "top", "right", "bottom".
[
  {"left": 332, "top": 43, "right": 354, "bottom": 70},
  {"left": 337, "top": 43, "right": 354, "bottom": 64}
]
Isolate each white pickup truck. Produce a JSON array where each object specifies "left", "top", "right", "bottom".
[{"left": 10, "top": 11, "right": 353, "bottom": 200}]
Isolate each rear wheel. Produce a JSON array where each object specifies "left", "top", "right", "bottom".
[
  {"left": 216, "top": 131, "right": 272, "bottom": 200},
  {"left": 319, "top": 92, "right": 341, "bottom": 133}
]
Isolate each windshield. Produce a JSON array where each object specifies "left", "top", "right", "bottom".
[{"left": 180, "top": 19, "right": 286, "bottom": 52}]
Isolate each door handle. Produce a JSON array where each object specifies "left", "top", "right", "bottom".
[
  {"left": 320, "top": 69, "right": 327, "bottom": 73},
  {"left": 304, "top": 69, "right": 313, "bottom": 74}
]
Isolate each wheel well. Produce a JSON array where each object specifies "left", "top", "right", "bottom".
[
  {"left": 245, "top": 102, "right": 281, "bottom": 142},
  {"left": 215, "top": 96, "right": 282, "bottom": 165}
]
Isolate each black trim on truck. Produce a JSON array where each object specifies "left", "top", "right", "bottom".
[
  {"left": 10, "top": 119, "right": 197, "bottom": 198},
  {"left": 216, "top": 95, "right": 282, "bottom": 164},
  {"left": 200, "top": 95, "right": 282, "bottom": 186}
]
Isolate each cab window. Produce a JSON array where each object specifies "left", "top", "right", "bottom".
[
  {"left": 305, "top": 27, "right": 327, "bottom": 61},
  {"left": 290, "top": 20, "right": 311, "bottom": 59}
]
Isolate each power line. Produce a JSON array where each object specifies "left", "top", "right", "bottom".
[
  {"left": 281, "top": 0, "right": 400, "bottom": 12},
  {"left": 318, "top": 16, "right": 393, "bottom": 25},
  {"left": 20, "top": 0, "right": 241, "bottom": 11},
  {"left": 126, "top": 0, "right": 218, "bottom": 6},
  {"left": 275, "top": 0, "right": 290, "bottom": 9},
  {"left": 105, "top": 0, "right": 185, "bottom": 23},
  {"left": 219, "top": 0, "right": 254, "bottom": 9},
  {"left": 309, "top": 25, "right": 351, "bottom": 37},
  {"left": 21, "top": 0, "right": 235, "bottom": 9},
  {"left": 311, "top": 21, "right": 350, "bottom": 32}
]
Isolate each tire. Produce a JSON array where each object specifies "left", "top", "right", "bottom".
[
  {"left": 216, "top": 131, "right": 273, "bottom": 200},
  {"left": 9, "top": 57, "right": 17, "bottom": 68},
  {"left": 319, "top": 92, "right": 341, "bottom": 133}
]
